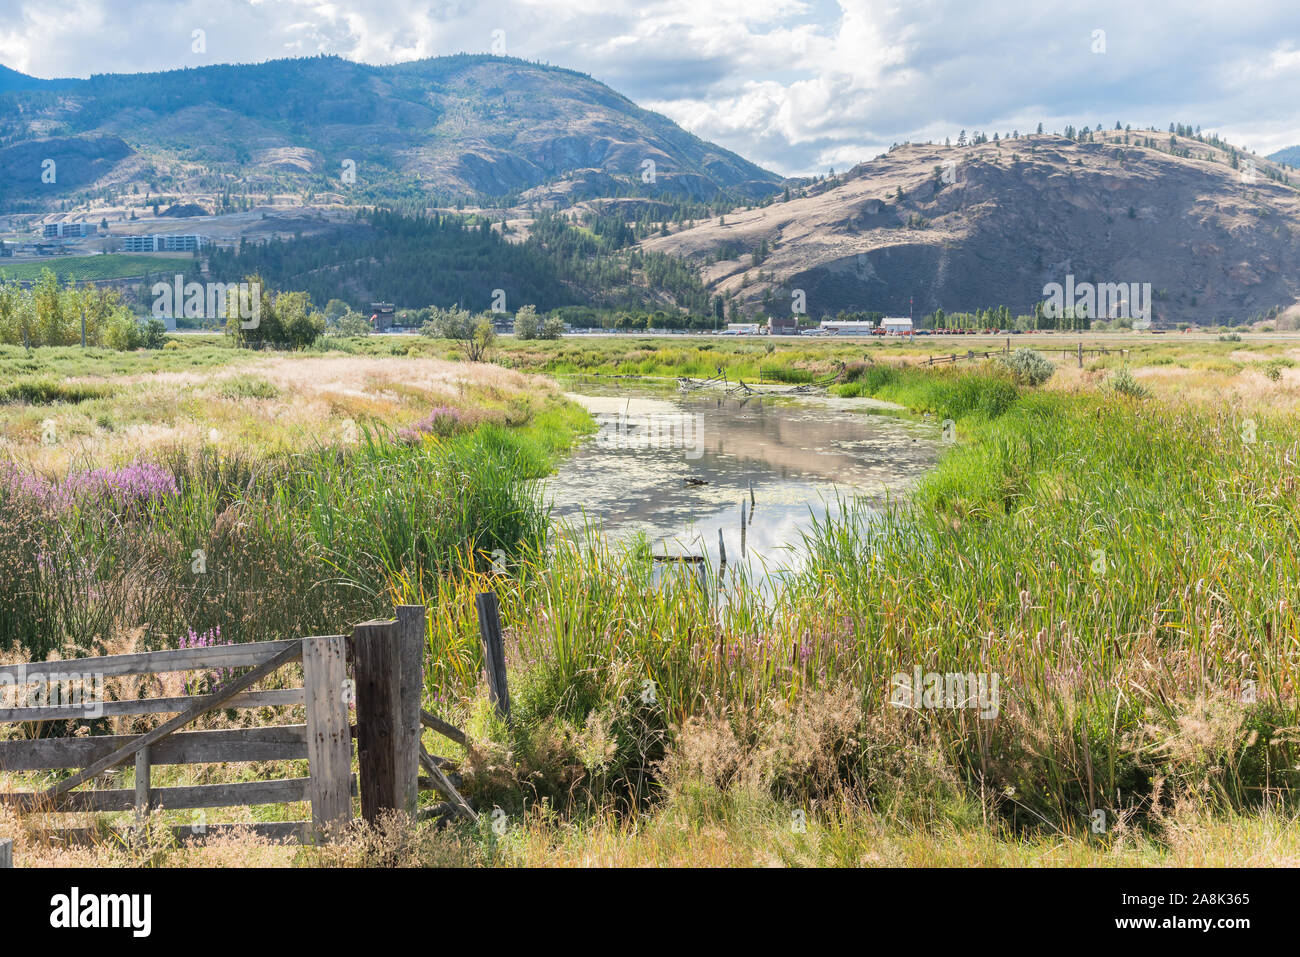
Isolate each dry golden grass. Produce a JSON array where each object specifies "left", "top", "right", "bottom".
[
  {"left": 1, "top": 353, "right": 559, "bottom": 472},
  {"left": 9, "top": 796, "right": 1299, "bottom": 868}
]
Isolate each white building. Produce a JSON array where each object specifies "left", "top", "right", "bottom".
[
  {"left": 122, "top": 234, "right": 208, "bottom": 253},
  {"left": 42, "top": 222, "right": 97, "bottom": 239},
  {"left": 880, "top": 317, "right": 913, "bottom": 335},
  {"left": 819, "top": 319, "right": 875, "bottom": 335}
]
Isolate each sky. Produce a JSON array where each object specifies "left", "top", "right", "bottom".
[{"left": 1, "top": 0, "right": 1297, "bottom": 177}]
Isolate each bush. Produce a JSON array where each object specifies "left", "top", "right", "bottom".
[
  {"left": 513, "top": 305, "right": 541, "bottom": 340},
  {"left": 994, "top": 348, "right": 1056, "bottom": 386},
  {"left": 226, "top": 280, "right": 326, "bottom": 349},
  {"left": 1263, "top": 359, "right": 1291, "bottom": 381},
  {"left": 1108, "top": 366, "right": 1150, "bottom": 398},
  {"left": 329, "top": 313, "right": 372, "bottom": 337},
  {"left": 142, "top": 318, "right": 168, "bottom": 350}
]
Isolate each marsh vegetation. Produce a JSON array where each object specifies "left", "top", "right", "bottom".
[{"left": 3, "top": 334, "right": 1299, "bottom": 865}]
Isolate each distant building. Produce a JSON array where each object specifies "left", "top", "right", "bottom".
[
  {"left": 42, "top": 222, "right": 96, "bottom": 239},
  {"left": 819, "top": 319, "right": 875, "bottom": 335},
  {"left": 122, "top": 234, "right": 207, "bottom": 253},
  {"left": 369, "top": 302, "right": 396, "bottom": 332},
  {"left": 767, "top": 316, "right": 799, "bottom": 335},
  {"left": 880, "top": 317, "right": 914, "bottom": 335},
  {"left": 0, "top": 241, "right": 10, "bottom": 258}
]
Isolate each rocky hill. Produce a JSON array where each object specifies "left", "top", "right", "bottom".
[{"left": 642, "top": 131, "right": 1300, "bottom": 325}]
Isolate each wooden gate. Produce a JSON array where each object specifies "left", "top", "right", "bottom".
[{"left": 0, "top": 606, "right": 433, "bottom": 845}]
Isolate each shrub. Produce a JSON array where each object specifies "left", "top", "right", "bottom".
[
  {"left": 1263, "top": 360, "right": 1290, "bottom": 381},
  {"left": 328, "top": 313, "right": 372, "bottom": 337},
  {"left": 142, "top": 318, "right": 168, "bottom": 350},
  {"left": 513, "top": 304, "right": 541, "bottom": 340},
  {"left": 995, "top": 348, "right": 1056, "bottom": 386},
  {"left": 1108, "top": 365, "right": 1150, "bottom": 398}
]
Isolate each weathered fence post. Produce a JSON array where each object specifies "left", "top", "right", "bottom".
[
  {"left": 0, "top": 838, "right": 11, "bottom": 868},
  {"left": 395, "top": 605, "right": 426, "bottom": 816},
  {"left": 134, "top": 747, "right": 151, "bottom": 823},
  {"left": 303, "top": 634, "right": 354, "bottom": 838},
  {"left": 1078, "top": 341, "right": 1083, "bottom": 368},
  {"left": 353, "top": 619, "right": 402, "bottom": 824},
  {"left": 475, "top": 592, "right": 511, "bottom": 721}
]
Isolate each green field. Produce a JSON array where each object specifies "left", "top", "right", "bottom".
[{"left": 0, "top": 253, "right": 192, "bottom": 282}]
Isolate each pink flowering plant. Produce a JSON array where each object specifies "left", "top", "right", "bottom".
[
  {"left": 179, "top": 626, "right": 235, "bottom": 695},
  {"left": 0, "top": 461, "right": 178, "bottom": 512},
  {"left": 397, "top": 406, "right": 466, "bottom": 443}
]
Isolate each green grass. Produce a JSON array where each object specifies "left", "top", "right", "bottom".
[
  {"left": 0, "top": 254, "right": 192, "bottom": 282},
  {"left": 0, "top": 377, "right": 113, "bottom": 405}
]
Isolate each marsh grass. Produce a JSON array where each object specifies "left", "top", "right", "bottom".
[{"left": 6, "top": 339, "right": 1300, "bottom": 863}]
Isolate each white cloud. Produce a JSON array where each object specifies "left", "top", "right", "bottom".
[{"left": 2, "top": 0, "right": 1298, "bottom": 175}]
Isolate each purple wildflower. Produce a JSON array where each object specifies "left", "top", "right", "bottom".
[
  {"left": 0, "top": 461, "right": 177, "bottom": 510},
  {"left": 397, "top": 406, "right": 465, "bottom": 443},
  {"left": 180, "top": 626, "right": 231, "bottom": 694}
]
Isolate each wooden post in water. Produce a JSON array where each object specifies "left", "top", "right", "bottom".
[
  {"left": 0, "top": 838, "right": 10, "bottom": 868},
  {"left": 353, "top": 618, "right": 402, "bottom": 824},
  {"left": 476, "top": 592, "right": 511, "bottom": 721},
  {"left": 303, "top": 633, "right": 354, "bottom": 839},
  {"left": 749, "top": 479, "right": 755, "bottom": 508},
  {"left": 740, "top": 500, "right": 747, "bottom": 558}
]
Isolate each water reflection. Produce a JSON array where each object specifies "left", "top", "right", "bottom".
[{"left": 545, "top": 384, "right": 939, "bottom": 572}]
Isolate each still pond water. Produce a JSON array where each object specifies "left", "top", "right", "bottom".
[{"left": 544, "top": 382, "right": 939, "bottom": 573}]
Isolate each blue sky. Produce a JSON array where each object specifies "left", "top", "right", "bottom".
[{"left": 1, "top": 0, "right": 1297, "bottom": 176}]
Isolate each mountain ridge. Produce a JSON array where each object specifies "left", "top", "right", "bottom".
[
  {"left": 0, "top": 54, "right": 781, "bottom": 209},
  {"left": 642, "top": 130, "right": 1300, "bottom": 324}
]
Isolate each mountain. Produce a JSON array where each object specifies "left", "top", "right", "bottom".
[
  {"left": 0, "top": 55, "right": 781, "bottom": 211},
  {"left": 642, "top": 130, "right": 1300, "bottom": 325},
  {"left": 0, "top": 64, "right": 76, "bottom": 93},
  {"left": 1270, "top": 146, "right": 1300, "bottom": 168}
]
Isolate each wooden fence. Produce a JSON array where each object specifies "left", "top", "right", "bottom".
[
  {"left": 926, "top": 342, "right": 1130, "bottom": 368},
  {"left": 0, "top": 602, "right": 489, "bottom": 855}
]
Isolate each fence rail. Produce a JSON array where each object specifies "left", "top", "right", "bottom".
[
  {"left": 925, "top": 342, "right": 1130, "bottom": 368},
  {"left": 0, "top": 601, "right": 501, "bottom": 862}
]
